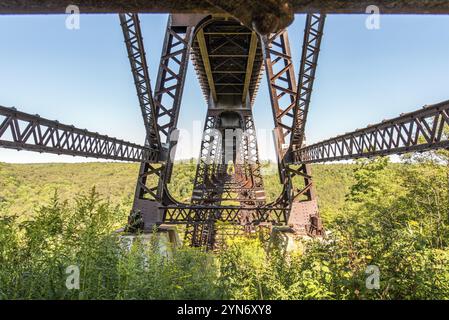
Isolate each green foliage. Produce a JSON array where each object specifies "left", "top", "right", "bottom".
[
  {"left": 1, "top": 156, "right": 449, "bottom": 300},
  {"left": 0, "top": 161, "right": 353, "bottom": 223},
  {"left": 0, "top": 189, "right": 219, "bottom": 300}
]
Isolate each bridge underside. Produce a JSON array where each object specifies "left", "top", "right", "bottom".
[
  {"left": 2, "top": 1, "right": 449, "bottom": 36},
  {"left": 2, "top": 1, "right": 449, "bottom": 14},
  {"left": 1, "top": 5, "right": 449, "bottom": 249}
]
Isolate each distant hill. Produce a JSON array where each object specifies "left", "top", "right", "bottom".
[{"left": 0, "top": 161, "right": 355, "bottom": 223}]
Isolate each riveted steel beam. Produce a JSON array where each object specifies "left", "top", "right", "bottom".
[
  {"left": 2, "top": 1, "right": 449, "bottom": 36},
  {"left": 2, "top": 1, "right": 449, "bottom": 17},
  {"left": 242, "top": 32, "right": 258, "bottom": 105},
  {"left": 290, "top": 14, "right": 325, "bottom": 152},
  {"left": 293, "top": 100, "right": 449, "bottom": 164},
  {"left": 120, "top": 13, "right": 161, "bottom": 151},
  {"left": 0, "top": 105, "right": 156, "bottom": 162},
  {"left": 196, "top": 29, "right": 218, "bottom": 102}
]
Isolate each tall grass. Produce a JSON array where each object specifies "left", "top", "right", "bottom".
[{"left": 1, "top": 157, "right": 449, "bottom": 300}]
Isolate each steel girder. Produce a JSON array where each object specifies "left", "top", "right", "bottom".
[
  {"left": 293, "top": 100, "right": 449, "bottom": 164},
  {"left": 262, "top": 28, "right": 297, "bottom": 165},
  {"left": 154, "top": 17, "right": 193, "bottom": 146},
  {"left": 187, "top": 109, "right": 266, "bottom": 248},
  {"left": 291, "top": 14, "right": 325, "bottom": 151},
  {"left": 120, "top": 13, "right": 161, "bottom": 151},
  {"left": 0, "top": 105, "right": 156, "bottom": 162},
  {"left": 3, "top": 1, "right": 449, "bottom": 15},
  {"left": 261, "top": 14, "right": 325, "bottom": 166},
  {"left": 164, "top": 205, "right": 288, "bottom": 225},
  {"left": 261, "top": 15, "right": 324, "bottom": 235},
  {"left": 131, "top": 14, "right": 194, "bottom": 224},
  {"left": 190, "top": 17, "right": 264, "bottom": 107}
]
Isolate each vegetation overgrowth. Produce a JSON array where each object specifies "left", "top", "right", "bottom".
[{"left": 1, "top": 152, "right": 448, "bottom": 299}]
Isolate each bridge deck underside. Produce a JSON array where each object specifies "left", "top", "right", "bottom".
[{"left": 191, "top": 17, "right": 263, "bottom": 106}]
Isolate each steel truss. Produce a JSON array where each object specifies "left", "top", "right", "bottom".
[
  {"left": 260, "top": 14, "right": 326, "bottom": 236},
  {"left": 4, "top": 10, "right": 448, "bottom": 250},
  {"left": 262, "top": 14, "right": 325, "bottom": 164},
  {"left": 291, "top": 14, "right": 325, "bottom": 151},
  {"left": 186, "top": 107, "right": 266, "bottom": 247},
  {"left": 164, "top": 205, "right": 287, "bottom": 225},
  {"left": 262, "top": 28, "right": 297, "bottom": 164},
  {"left": 0, "top": 106, "right": 155, "bottom": 162},
  {"left": 130, "top": 15, "right": 194, "bottom": 222},
  {"left": 294, "top": 100, "right": 449, "bottom": 164},
  {"left": 120, "top": 13, "right": 161, "bottom": 150},
  {"left": 191, "top": 112, "right": 265, "bottom": 205}
]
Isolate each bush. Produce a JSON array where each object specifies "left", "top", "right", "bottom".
[{"left": 1, "top": 157, "right": 449, "bottom": 300}]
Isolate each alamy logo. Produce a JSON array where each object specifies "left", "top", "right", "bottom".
[
  {"left": 365, "top": 5, "right": 381, "bottom": 30},
  {"left": 65, "top": 5, "right": 80, "bottom": 30},
  {"left": 365, "top": 265, "right": 380, "bottom": 290},
  {"left": 65, "top": 265, "right": 80, "bottom": 290}
]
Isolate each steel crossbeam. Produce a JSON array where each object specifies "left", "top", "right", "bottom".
[
  {"left": 293, "top": 100, "right": 449, "bottom": 164},
  {"left": 0, "top": 105, "right": 156, "bottom": 162},
  {"left": 164, "top": 205, "right": 288, "bottom": 225}
]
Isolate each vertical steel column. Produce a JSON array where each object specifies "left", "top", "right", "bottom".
[
  {"left": 240, "top": 114, "right": 265, "bottom": 203},
  {"left": 262, "top": 15, "right": 325, "bottom": 236},
  {"left": 119, "top": 13, "right": 161, "bottom": 151},
  {"left": 129, "top": 15, "right": 194, "bottom": 231},
  {"left": 186, "top": 112, "right": 220, "bottom": 248},
  {"left": 291, "top": 14, "right": 326, "bottom": 151},
  {"left": 191, "top": 114, "right": 222, "bottom": 204},
  {"left": 187, "top": 109, "right": 267, "bottom": 248},
  {"left": 261, "top": 29, "right": 297, "bottom": 184}
]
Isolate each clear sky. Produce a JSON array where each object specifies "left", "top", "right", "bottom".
[{"left": 1, "top": 13, "right": 449, "bottom": 163}]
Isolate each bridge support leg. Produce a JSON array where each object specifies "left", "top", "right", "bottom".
[
  {"left": 186, "top": 108, "right": 267, "bottom": 249},
  {"left": 128, "top": 15, "right": 194, "bottom": 232},
  {"left": 262, "top": 19, "right": 325, "bottom": 237}
]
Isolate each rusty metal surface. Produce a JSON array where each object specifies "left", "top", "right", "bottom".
[
  {"left": 2, "top": 1, "right": 449, "bottom": 15},
  {"left": 3, "top": 5, "right": 449, "bottom": 249},
  {"left": 261, "top": 22, "right": 324, "bottom": 236},
  {"left": 288, "top": 199, "right": 322, "bottom": 235},
  {"left": 205, "top": 0, "right": 294, "bottom": 35},
  {"left": 164, "top": 205, "right": 288, "bottom": 225},
  {"left": 191, "top": 16, "right": 264, "bottom": 106},
  {"left": 120, "top": 13, "right": 161, "bottom": 151},
  {"left": 187, "top": 108, "right": 266, "bottom": 247},
  {"left": 131, "top": 14, "right": 193, "bottom": 219},
  {"left": 2, "top": 1, "right": 448, "bottom": 36},
  {"left": 262, "top": 14, "right": 325, "bottom": 167},
  {"left": 262, "top": 28, "right": 298, "bottom": 166},
  {"left": 293, "top": 100, "right": 449, "bottom": 164},
  {"left": 118, "top": 13, "right": 326, "bottom": 244},
  {"left": 290, "top": 14, "right": 325, "bottom": 152},
  {"left": 0, "top": 105, "right": 157, "bottom": 162}
]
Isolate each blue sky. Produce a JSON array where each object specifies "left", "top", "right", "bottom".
[{"left": 1, "top": 13, "right": 449, "bottom": 162}]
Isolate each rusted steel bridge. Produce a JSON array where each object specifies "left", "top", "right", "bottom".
[{"left": 1, "top": 1, "right": 449, "bottom": 249}]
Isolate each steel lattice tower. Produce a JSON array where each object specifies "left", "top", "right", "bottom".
[{"left": 1, "top": 3, "right": 449, "bottom": 250}]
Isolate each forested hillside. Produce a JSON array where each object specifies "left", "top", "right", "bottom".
[
  {"left": 1, "top": 153, "right": 448, "bottom": 299},
  {"left": 0, "top": 161, "right": 355, "bottom": 223}
]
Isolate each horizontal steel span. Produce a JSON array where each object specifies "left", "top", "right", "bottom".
[
  {"left": 0, "top": 105, "right": 158, "bottom": 162},
  {"left": 164, "top": 205, "right": 288, "bottom": 225},
  {"left": 293, "top": 100, "right": 449, "bottom": 164},
  {"left": 1, "top": 0, "right": 448, "bottom": 14}
]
